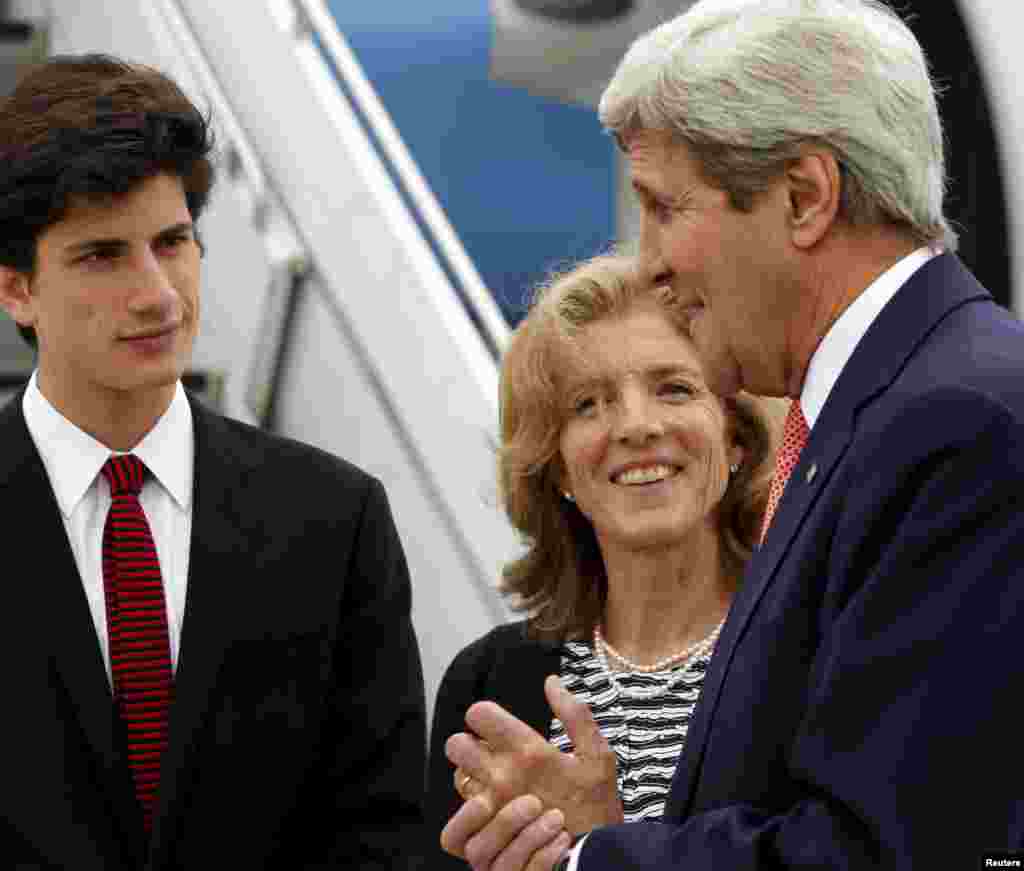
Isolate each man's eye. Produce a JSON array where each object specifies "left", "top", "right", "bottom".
[
  {"left": 157, "top": 234, "right": 190, "bottom": 250},
  {"left": 77, "top": 250, "right": 116, "bottom": 264},
  {"left": 642, "top": 196, "right": 673, "bottom": 223}
]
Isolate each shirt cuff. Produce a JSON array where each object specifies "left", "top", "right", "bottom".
[{"left": 565, "top": 832, "right": 589, "bottom": 871}]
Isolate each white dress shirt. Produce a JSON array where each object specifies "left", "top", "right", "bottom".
[
  {"left": 800, "top": 246, "right": 939, "bottom": 428},
  {"left": 564, "top": 245, "right": 940, "bottom": 871},
  {"left": 22, "top": 372, "right": 194, "bottom": 682}
]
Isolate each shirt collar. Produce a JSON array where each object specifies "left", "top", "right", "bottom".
[
  {"left": 22, "top": 372, "right": 194, "bottom": 517},
  {"left": 800, "top": 246, "right": 939, "bottom": 428}
]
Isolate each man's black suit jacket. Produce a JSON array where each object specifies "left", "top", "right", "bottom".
[{"left": 0, "top": 390, "right": 427, "bottom": 869}]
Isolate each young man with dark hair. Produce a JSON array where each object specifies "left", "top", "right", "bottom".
[{"left": 0, "top": 54, "right": 426, "bottom": 870}]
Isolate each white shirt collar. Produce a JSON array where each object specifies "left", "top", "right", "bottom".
[
  {"left": 800, "top": 246, "right": 939, "bottom": 428},
  {"left": 22, "top": 372, "right": 194, "bottom": 517}
]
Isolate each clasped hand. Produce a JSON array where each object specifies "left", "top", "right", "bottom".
[{"left": 441, "top": 675, "right": 623, "bottom": 871}]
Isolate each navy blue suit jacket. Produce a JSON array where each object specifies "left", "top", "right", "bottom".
[{"left": 581, "top": 253, "right": 1024, "bottom": 868}]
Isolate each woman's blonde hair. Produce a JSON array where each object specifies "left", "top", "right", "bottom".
[{"left": 498, "top": 253, "right": 781, "bottom": 640}]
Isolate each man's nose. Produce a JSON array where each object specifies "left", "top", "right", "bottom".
[
  {"left": 127, "top": 250, "right": 178, "bottom": 315},
  {"left": 638, "top": 228, "right": 672, "bottom": 287}
]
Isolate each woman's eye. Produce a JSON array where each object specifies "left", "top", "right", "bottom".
[
  {"left": 661, "top": 382, "right": 695, "bottom": 398},
  {"left": 573, "top": 396, "right": 596, "bottom": 415}
]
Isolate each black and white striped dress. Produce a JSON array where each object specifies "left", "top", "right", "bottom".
[{"left": 548, "top": 640, "right": 711, "bottom": 821}]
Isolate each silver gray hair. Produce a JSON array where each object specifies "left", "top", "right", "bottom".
[{"left": 599, "top": 0, "right": 957, "bottom": 250}]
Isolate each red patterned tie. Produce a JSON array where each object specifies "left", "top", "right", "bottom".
[
  {"left": 760, "top": 400, "right": 810, "bottom": 544},
  {"left": 101, "top": 454, "right": 173, "bottom": 833}
]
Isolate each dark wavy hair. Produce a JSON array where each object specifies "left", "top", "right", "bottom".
[{"left": 0, "top": 53, "right": 216, "bottom": 345}]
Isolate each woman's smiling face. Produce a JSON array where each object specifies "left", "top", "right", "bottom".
[{"left": 558, "top": 298, "right": 743, "bottom": 557}]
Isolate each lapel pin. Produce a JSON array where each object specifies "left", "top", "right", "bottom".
[{"left": 806, "top": 462, "right": 818, "bottom": 484}]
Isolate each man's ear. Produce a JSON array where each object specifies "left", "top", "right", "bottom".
[
  {"left": 0, "top": 265, "right": 35, "bottom": 328},
  {"left": 785, "top": 149, "right": 842, "bottom": 249}
]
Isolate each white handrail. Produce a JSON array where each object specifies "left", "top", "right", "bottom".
[
  {"left": 292, "top": 0, "right": 510, "bottom": 357},
  {"left": 149, "top": 0, "right": 306, "bottom": 270},
  {"left": 148, "top": 0, "right": 514, "bottom": 620}
]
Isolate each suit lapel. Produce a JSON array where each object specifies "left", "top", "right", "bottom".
[
  {"left": 149, "top": 396, "right": 262, "bottom": 853},
  {"left": 0, "top": 394, "right": 142, "bottom": 838},
  {"left": 669, "top": 253, "right": 992, "bottom": 817},
  {"left": 666, "top": 417, "right": 851, "bottom": 819}
]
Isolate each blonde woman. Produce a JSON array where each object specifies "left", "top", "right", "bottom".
[{"left": 426, "top": 254, "right": 780, "bottom": 868}]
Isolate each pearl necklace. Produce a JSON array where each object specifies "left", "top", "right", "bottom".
[
  {"left": 589, "top": 618, "right": 724, "bottom": 700},
  {"left": 593, "top": 618, "right": 725, "bottom": 673},
  {"left": 592, "top": 620, "right": 724, "bottom": 701}
]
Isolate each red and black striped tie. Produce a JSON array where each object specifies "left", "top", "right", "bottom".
[{"left": 101, "top": 454, "right": 174, "bottom": 833}]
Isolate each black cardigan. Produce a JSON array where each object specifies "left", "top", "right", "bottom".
[{"left": 425, "top": 621, "right": 562, "bottom": 870}]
